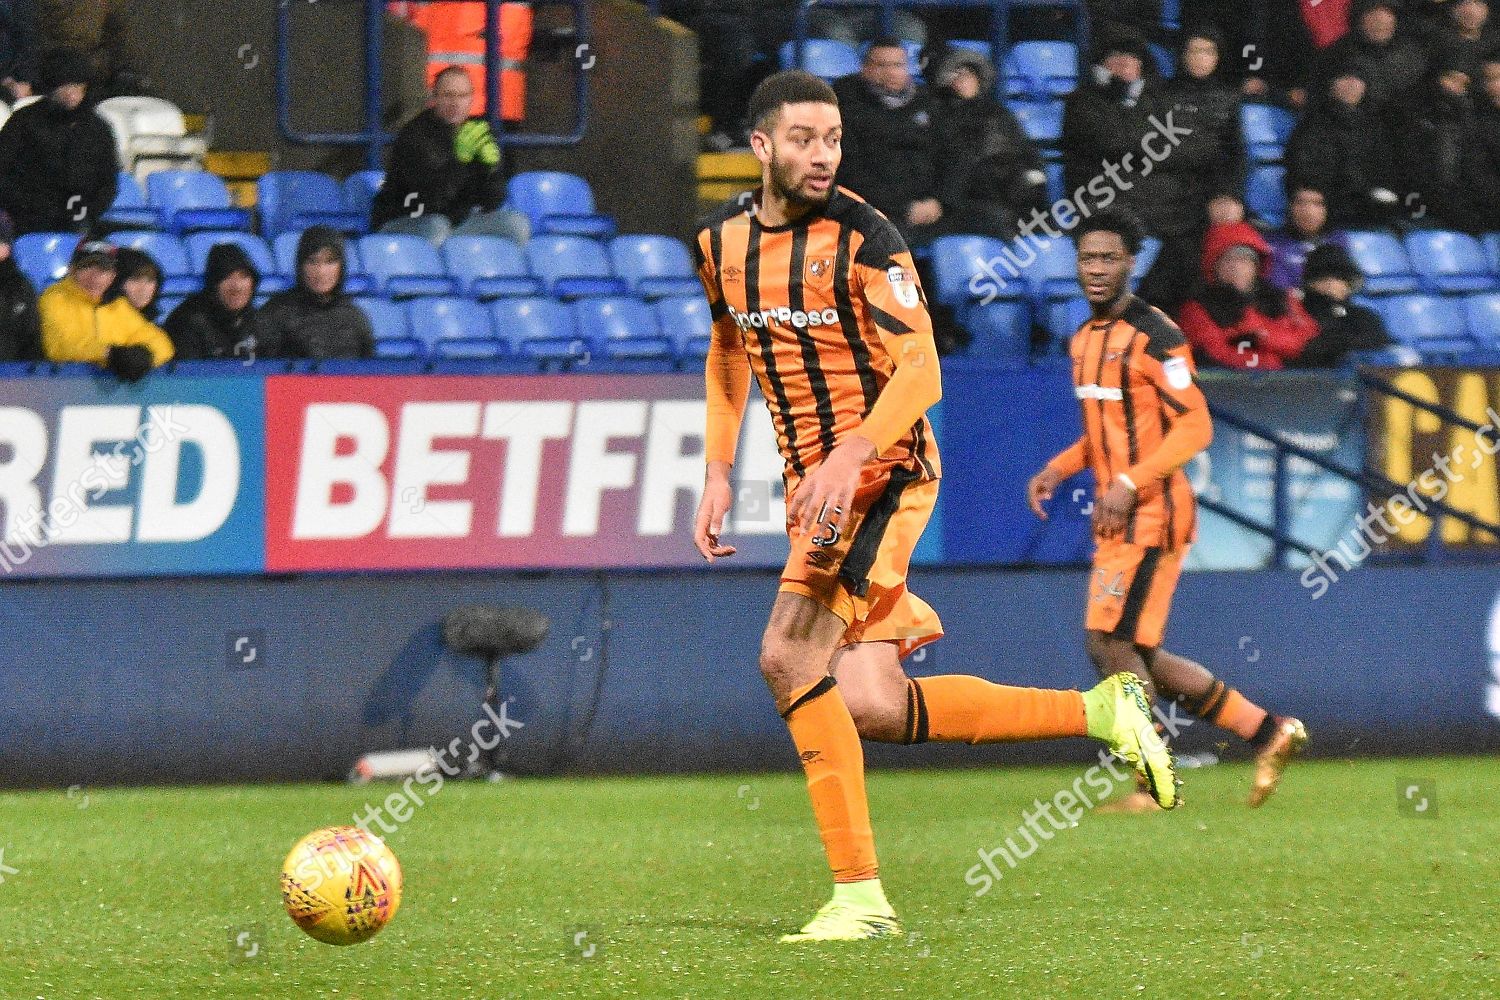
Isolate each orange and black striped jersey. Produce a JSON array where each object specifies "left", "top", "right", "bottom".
[
  {"left": 1047, "top": 295, "right": 1213, "bottom": 549},
  {"left": 694, "top": 186, "right": 941, "bottom": 496}
]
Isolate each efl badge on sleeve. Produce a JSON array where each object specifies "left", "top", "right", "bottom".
[
  {"left": 886, "top": 266, "right": 919, "bottom": 309},
  {"left": 1162, "top": 356, "right": 1193, "bottom": 390}
]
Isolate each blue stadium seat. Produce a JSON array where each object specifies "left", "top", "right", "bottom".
[
  {"left": 14, "top": 232, "right": 79, "bottom": 290},
  {"left": 929, "top": 235, "right": 1021, "bottom": 317},
  {"left": 1135, "top": 236, "right": 1161, "bottom": 283},
  {"left": 404, "top": 296, "right": 495, "bottom": 355},
  {"left": 1343, "top": 231, "right": 1420, "bottom": 295},
  {"left": 147, "top": 170, "right": 252, "bottom": 235},
  {"left": 1148, "top": 42, "right": 1175, "bottom": 78},
  {"left": 1006, "top": 100, "right": 1064, "bottom": 147},
  {"left": 440, "top": 235, "right": 541, "bottom": 299},
  {"left": 1241, "top": 104, "right": 1295, "bottom": 164},
  {"left": 1245, "top": 165, "right": 1287, "bottom": 227},
  {"left": 489, "top": 296, "right": 585, "bottom": 362},
  {"left": 1483, "top": 232, "right": 1500, "bottom": 275},
  {"left": 373, "top": 338, "right": 426, "bottom": 360},
  {"left": 963, "top": 300, "right": 1030, "bottom": 359},
  {"left": 574, "top": 297, "right": 663, "bottom": 352},
  {"left": 525, "top": 235, "right": 628, "bottom": 298},
  {"left": 1044, "top": 295, "right": 1092, "bottom": 348},
  {"left": 778, "top": 38, "right": 862, "bottom": 81},
  {"left": 156, "top": 295, "right": 184, "bottom": 319},
  {"left": 342, "top": 170, "right": 385, "bottom": 227},
  {"left": 101, "top": 172, "right": 164, "bottom": 230},
  {"left": 184, "top": 232, "right": 288, "bottom": 294},
  {"left": 655, "top": 295, "right": 712, "bottom": 355},
  {"left": 258, "top": 171, "right": 367, "bottom": 240},
  {"left": 109, "top": 231, "right": 200, "bottom": 294},
  {"left": 1044, "top": 162, "right": 1064, "bottom": 204},
  {"left": 1369, "top": 294, "right": 1475, "bottom": 353},
  {"left": 1027, "top": 237, "right": 1078, "bottom": 301},
  {"left": 1003, "top": 41, "right": 1077, "bottom": 98},
  {"left": 1461, "top": 292, "right": 1500, "bottom": 347},
  {"left": 505, "top": 172, "right": 616, "bottom": 239},
  {"left": 1404, "top": 230, "right": 1500, "bottom": 294},
  {"left": 608, "top": 235, "right": 700, "bottom": 299},
  {"left": 274, "top": 230, "right": 372, "bottom": 296},
  {"left": 355, "top": 297, "right": 408, "bottom": 341},
  {"left": 432, "top": 337, "right": 512, "bottom": 361},
  {"left": 358, "top": 234, "right": 459, "bottom": 298}
]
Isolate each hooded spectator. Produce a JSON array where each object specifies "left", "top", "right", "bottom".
[
  {"left": 1464, "top": 54, "right": 1500, "bottom": 230},
  {"left": 257, "top": 226, "right": 374, "bottom": 360},
  {"left": 1291, "top": 243, "right": 1392, "bottom": 368},
  {"left": 0, "top": 48, "right": 118, "bottom": 235},
  {"left": 1426, "top": 0, "right": 1500, "bottom": 79},
  {"left": 1312, "top": 0, "right": 1427, "bottom": 112},
  {"left": 1397, "top": 51, "right": 1481, "bottom": 230},
  {"left": 372, "top": 66, "right": 529, "bottom": 246},
  {"left": 40, "top": 239, "right": 173, "bottom": 380},
  {"left": 1265, "top": 185, "right": 1347, "bottom": 289},
  {"left": 833, "top": 37, "right": 941, "bottom": 243},
  {"left": 164, "top": 242, "right": 261, "bottom": 362},
  {"left": 928, "top": 46, "right": 1047, "bottom": 238},
  {"left": 0, "top": 213, "right": 41, "bottom": 361},
  {"left": 1178, "top": 221, "right": 1318, "bottom": 370},
  {"left": 1284, "top": 69, "right": 1401, "bottom": 227},
  {"left": 105, "top": 247, "right": 162, "bottom": 321}
]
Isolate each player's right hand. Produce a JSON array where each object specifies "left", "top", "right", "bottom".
[
  {"left": 1026, "top": 467, "right": 1060, "bottom": 520},
  {"left": 694, "top": 470, "right": 738, "bottom": 563}
]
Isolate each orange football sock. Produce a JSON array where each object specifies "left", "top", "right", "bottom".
[
  {"left": 782, "top": 676, "right": 878, "bottom": 883},
  {"left": 1183, "top": 679, "right": 1270, "bottom": 743},
  {"left": 906, "top": 676, "right": 1088, "bottom": 745}
]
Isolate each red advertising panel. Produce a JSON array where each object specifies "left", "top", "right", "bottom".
[{"left": 263, "top": 374, "right": 790, "bottom": 572}]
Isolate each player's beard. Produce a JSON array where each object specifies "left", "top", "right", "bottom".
[{"left": 769, "top": 150, "right": 832, "bottom": 212}]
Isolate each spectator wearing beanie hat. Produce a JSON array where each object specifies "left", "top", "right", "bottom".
[
  {"left": 0, "top": 48, "right": 119, "bottom": 235},
  {"left": 164, "top": 242, "right": 263, "bottom": 362},
  {"left": 1290, "top": 243, "right": 1393, "bottom": 368},
  {"left": 256, "top": 226, "right": 374, "bottom": 360},
  {"left": 0, "top": 211, "right": 41, "bottom": 361},
  {"left": 40, "top": 239, "right": 173, "bottom": 381}
]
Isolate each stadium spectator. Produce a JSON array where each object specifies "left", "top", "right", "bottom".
[
  {"left": 1181, "top": 0, "right": 1320, "bottom": 107},
  {"left": 39, "top": 239, "right": 172, "bottom": 381},
  {"left": 928, "top": 47, "right": 1047, "bottom": 239},
  {"left": 0, "top": 48, "right": 118, "bottom": 236},
  {"left": 1265, "top": 186, "right": 1346, "bottom": 289},
  {"left": 1396, "top": 53, "right": 1480, "bottom": 230},
  {"left": 809, "top": 7, "right": 926, "bottom": 48},
  {"left": 1290, "top": 242, "right": 1393, "bottom": 368},
  {"left": 371, "top": 66, "right": 529, "bottom": 246},
  {"left": 0, "top": 1, "right": 36, "bottom": 103},
  {"left": 34, "top": 0, "right": 148, "bottom": 98},
  {"left": 105, "top": 247, "right": 162, "bottom": 322},
  {"left": 0, "top": 213, "right": 41, "bottom": 361},
  {"left": 164, "top": 242, "right": 261, "bottom": 362},
  {"left": 1465, "top": 55, "right": 1500, "bottom": 230},
  {"left": 833, "top": 38, "right": 941, "bottom": 245},
  {"left": 1284, "top": 70, "right": 1401, "bottom": 227},
  {"left": 1312, "top": 1, "right": 1426, "bottom": 112},
  {"left": 1425, "top": 0, "right": 1500, "bottom": 79},
  {"left": 1178, "top": 221, "right": 1318, "bottom": 370},
  {"left": 663, "top": 0, "right": 794, "bottom": 148},
  {"left": 257, "top": 226, "right": 374, "bottom": 360}
]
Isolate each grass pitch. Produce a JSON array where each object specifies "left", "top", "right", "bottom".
[{"left": 2, "top": 756, "right": 1497, "bottom": 999}]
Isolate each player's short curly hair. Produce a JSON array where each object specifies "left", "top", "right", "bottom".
[
  {"left": 1076, "top": 208, "right": 1145, "bottom": 255},
  {"left": 747, "top": 70, "right": 839, "bottom": 133}
]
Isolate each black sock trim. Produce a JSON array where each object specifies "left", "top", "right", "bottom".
[
  {"left": 910, "top": 678, "right": 930, "bottom": 744},
  {"left": 1182, "top": 679, "right": 1227, "bottom": 718},
  {"left": 1199, "top": 681, "right": 1231, "bottom": 720},
  {"left": 902, "top": 680, "right": 918, "bottom": 744},
  {"left": 1248, "top": 712, "right": 1280, "bottom": 749},
  {"left": 782, "top": 675, "right": 837, "bottom": 719}
]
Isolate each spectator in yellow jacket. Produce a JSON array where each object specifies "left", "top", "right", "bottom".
[{"left": 40, "top": 239, "right": 173, "bottom": 381}]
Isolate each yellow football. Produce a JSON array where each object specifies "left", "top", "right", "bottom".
[{"left": 280, "top": 826, "right": 403, "bottom": 945}]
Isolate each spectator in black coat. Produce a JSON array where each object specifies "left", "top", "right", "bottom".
[
  {"left": 928, "top": 46, "right": 1047, "bottom": 239},
  {"left": 833, "top": 38, "right": 941, "bottom": 244},
  {"left": 1291, "top": 243, "right": 1393, "bottom": 367},
  {"left": 1464, "top": 55, "right": 1500, "bottom": 230},
  {"left": 0, "top": 213, "right": 41, "bottom": 361},
  {"left": 1312, "top": 0, "right": 1427, "bottom": 113},
  {"left": 1425, "top": 0, "right": 1500, "bottom": 79},
  {"left": 164, "top": 242, "right": 260, "bottom": 362},
  {"left": 371, "top": 66, "right": 528, "bottom": 246},
  {"left": 1397, "top": 52, "right": 1481, "bottom": 230},
  {"left": 0, "top": 48, "right": 118, "bottom": 235},
  {"left": 1284, "top": 70, "right": 1401, "bottom": 227},
  {"left": 0, "top": 1, "right": 36, "bottom": 102},
  {"left": 257, "top": 227, "right": 374, "bottom": 360},
  {"left": 105, "top": 247, "right": 161, "bottom": 321}
]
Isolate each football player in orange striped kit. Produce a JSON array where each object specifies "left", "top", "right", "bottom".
[
  {"left": 1028, "top": 209, "right": 1308, "bottom": 812},
  {"left": 690, "top": 71, "right": 1178, "bottom": 943}
]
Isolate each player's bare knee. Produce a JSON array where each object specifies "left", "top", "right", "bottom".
[
  {"left": 842, "top": 688, "right": 904, "bottom": 742},
  {"left": 1085, "top": 631, "right": 1129, "bottom": 673}
]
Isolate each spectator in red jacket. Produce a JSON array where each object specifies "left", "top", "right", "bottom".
[{"left": 1178, "top": 221, "right": 1319, "bottom": 370}]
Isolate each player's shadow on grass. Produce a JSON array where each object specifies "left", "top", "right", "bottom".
[{"left": 651, "top": 916, "right": 784, "bottom": 936}]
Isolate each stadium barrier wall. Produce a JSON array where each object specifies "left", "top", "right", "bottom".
[{"left": 1, "top": 561, "right": 1497, "bottom": 788}]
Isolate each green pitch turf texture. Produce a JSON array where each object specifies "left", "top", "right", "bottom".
[{"left": 2, "top": 756, "right": 1496, "bottom": 999}]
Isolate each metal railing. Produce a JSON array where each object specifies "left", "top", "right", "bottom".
[{"left": 275, "top": 0, "right": 591, "bottom": 169}]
